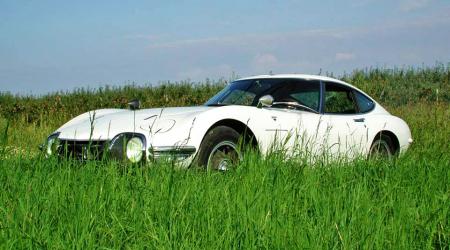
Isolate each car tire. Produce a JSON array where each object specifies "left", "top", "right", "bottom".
[
  {"left": 194, "top": 126, "right": 242, "bottom": 170},
  {"left": 369, "top": 134, "right": 395, "bottom": 159}
]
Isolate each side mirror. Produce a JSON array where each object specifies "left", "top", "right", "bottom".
[
  {"left": 128, "top": 99, "right": 140, "bottom": 110},
  {"left": 257, "top": 95, "right": 274, "bottom": 108}
]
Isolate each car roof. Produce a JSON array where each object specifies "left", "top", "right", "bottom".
[{"left": 237, "top": 74, "right": 353, "bottom": 88}]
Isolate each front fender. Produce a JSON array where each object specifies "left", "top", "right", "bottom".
[{"left": 149, "top": 105, "right": 268, "bottom": 152}]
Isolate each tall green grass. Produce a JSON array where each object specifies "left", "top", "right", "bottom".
[
  {"left": 0, "top": 139, "right": 448, "bottom": 248},
  {"left": 0, "top": 65, "right": 449, "bottom": 248}
]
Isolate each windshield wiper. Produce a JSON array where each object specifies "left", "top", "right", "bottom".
[{"left": 272, "top": 102, "right": 319, "bottom": 114}]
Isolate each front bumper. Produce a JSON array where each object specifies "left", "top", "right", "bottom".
[
  {"left": 41, "top": 132, "right": 145, "bottom": 162},
  {"left": 42, "top": 132, "right": 197, "bottom": 164}
]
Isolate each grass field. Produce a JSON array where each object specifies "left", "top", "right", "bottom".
[{"left": 0, "top": 65, "right": 449, "bottom": 249}]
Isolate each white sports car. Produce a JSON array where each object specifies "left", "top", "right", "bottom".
[{"left": 43, "top": 74, "right": 413, "bottom": 169}]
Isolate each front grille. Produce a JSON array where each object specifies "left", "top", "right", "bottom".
[{"left": 57, "top": 140, "right": 107, "bottom": 160}]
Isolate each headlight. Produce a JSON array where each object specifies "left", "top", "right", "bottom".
[
  {"left": 108, "top": 133, "right": 146, "bottom": 163},
  {"left": 45, "top": 133, "right": 60, "bottom": 157},
  {"left": 126, "top": 137, "right": 144, "bottom": 163}
]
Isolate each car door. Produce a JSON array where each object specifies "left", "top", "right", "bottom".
[
  {"left": 260, "top": 79, "right": 324, "bottom": 157},
  {"left": 320, "top": 81, "right": 369, "bottom": 158}
]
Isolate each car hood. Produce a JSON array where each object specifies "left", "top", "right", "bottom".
[{"left": 57, "top": 106, "right": 212, "bottom": 140}]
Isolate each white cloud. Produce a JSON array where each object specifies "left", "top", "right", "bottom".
[
  {"left": 252, "top": 53, "right": 279, "bottom": 71},
  {"left": 142, "top": 13, "right": 450, "bottom": 54},
  {"left": 124, "top": 34, "right": 168, "bottom": 42},
  {"left": 335, "top": 53, "right": 356, "bottom": 61},
  {"left": 399, "top": 0, "right": 433, "bottom": 12},
  {"left": 176, "top": 64, "right": 233, "bottom": 80},
  {"left": 144, "top": 29, "right": 348, "bottom": 51},
  {"left": 146, "top": 37, "right": 240, "bottom": 50},
  {"left": 137, "top": 12, "right": 450, "bottom": 81}
]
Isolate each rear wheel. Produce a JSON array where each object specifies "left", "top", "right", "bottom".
[
  {"left": 369, "top": 134, "right": 394, "bottom": 159},
  {"left": 195, "top": 126, "right": 241, "bottom": 170}
]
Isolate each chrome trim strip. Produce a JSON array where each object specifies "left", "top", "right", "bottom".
[
  {"left": 150, "top": 146, "right": 196, "bottom": 153},
  {"left": 149, "top": 146, "right": 196, "bottom": 160}
]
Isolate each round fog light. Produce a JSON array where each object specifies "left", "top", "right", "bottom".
[{"left": 126, "top": 137, "right": 144, "bottom": 163}]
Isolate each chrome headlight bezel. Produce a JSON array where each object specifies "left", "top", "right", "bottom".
[
  {"left": 44, "top": 132, "right": 61, "bottom": 157},
  {"left": 108, "top": 133, "right": 147, "bottom": 163}
]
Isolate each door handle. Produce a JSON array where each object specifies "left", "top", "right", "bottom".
[{"left": 353, "top": 118, "right": 365, "bottom": 122}]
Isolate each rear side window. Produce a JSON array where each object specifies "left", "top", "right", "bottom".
[
  {"left": 324, "top": 82, "right": 358, "bottom": 114},
  {"left": 354, "top": 91, "right": 375, "bottom": 113}
]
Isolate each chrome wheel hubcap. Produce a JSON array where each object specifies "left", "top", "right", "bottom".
[
  {"left": 207, "top": 141, "right": 240, "bottom": 171},
  {"left": 370, "top": 140, "right": 392, "bottom": 159}
]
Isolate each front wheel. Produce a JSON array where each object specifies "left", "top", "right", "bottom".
[
  {"left": 369, "top": 134, "right": 394, "bottom": 160},
  {"left": 194, "top": 126, "right": 241, "bottom": 170}
]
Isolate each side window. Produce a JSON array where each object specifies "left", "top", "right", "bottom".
[
  {"left": 354, "top": 91, "right": 375, "bottom": 113},
  {"left": 270, "top": 80, "right": 320, "bottom": 111},
  {"left": 324, "top": 82, "right": 357, "bottom": 114}
]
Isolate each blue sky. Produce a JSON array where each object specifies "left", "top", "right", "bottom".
[{"left": 1, "top": 0, "right": 449, "bottom": 95}]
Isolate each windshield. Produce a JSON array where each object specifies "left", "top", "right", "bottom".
[{"left": 205, "top": 79, "right": 276, "bottom": 106}]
